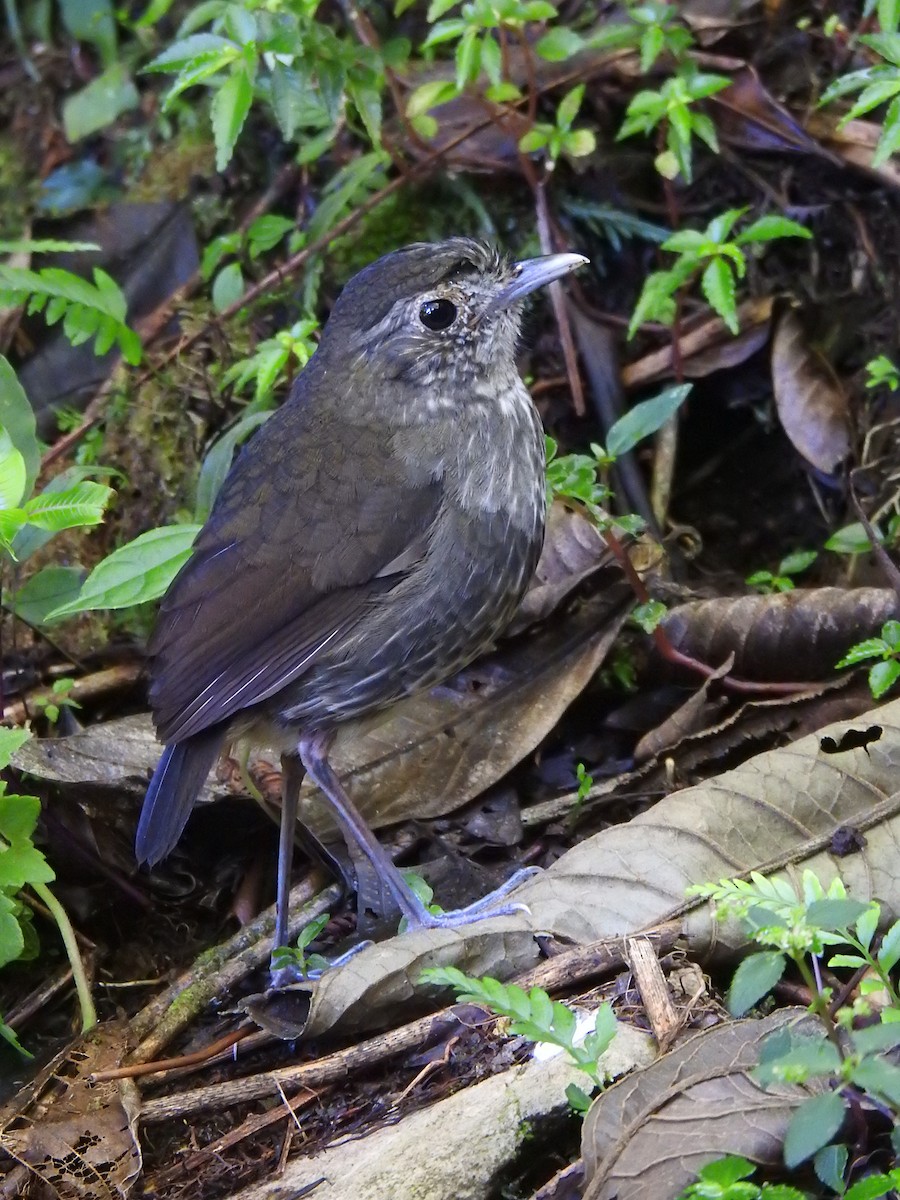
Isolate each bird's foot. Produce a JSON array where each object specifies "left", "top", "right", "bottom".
[{"left": 400, "top": 866, "right": 540, "bottom": 931}]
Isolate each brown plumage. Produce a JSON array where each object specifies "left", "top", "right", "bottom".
[{"left": 137, "top": 238, "right": 587, "bottom": 958}]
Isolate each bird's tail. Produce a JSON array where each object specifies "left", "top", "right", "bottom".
[{"left": 136, "top": 728, "right": 225, "bottom": 866}]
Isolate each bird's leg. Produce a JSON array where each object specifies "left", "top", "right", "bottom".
[
  {"left": 274, "top": 754, "right": 304, "bottom": 953},
  {"left": 298, "top": 729, "right": 536, "bottom": 931}
]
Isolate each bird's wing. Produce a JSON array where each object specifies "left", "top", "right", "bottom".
[{"left": 149, "top": 398, "right": 443, "bottom": 742}]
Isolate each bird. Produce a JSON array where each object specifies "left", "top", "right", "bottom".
[{"left": 136, "top": 237, "right": 588, "bottom": 958}]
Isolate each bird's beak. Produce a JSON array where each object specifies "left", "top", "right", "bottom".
[{"left": 487, "top": 251, "right": 589, "bottom": 313}]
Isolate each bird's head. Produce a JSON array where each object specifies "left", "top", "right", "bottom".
[{"left": 319, "top": 238, "right": 587, "bottom": 405}]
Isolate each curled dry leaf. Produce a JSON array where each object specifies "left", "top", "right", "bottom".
[
  {"left": 582, "top": 1009, "right": 825, "bottom": 1200},
  {"left": 771, "top": 307, "right": 851, "bottom": 473},
  {"left": 622, "top": 297, "right": 773, "bottom": 389},
  {"left": 712, "top": 66, "right": 838, "bottom": 160},
  {"left": 0, "top": 1021, "right": 140, "bottom": 1199},
  {"left": 805, "top": 112, "right": 900, "bottom": 191},
  {"left": 660, "top": 586, "right": 900, "bottom": 681},
  {"left": 511, "top": 694, "right": 900, "bottom": 950}
]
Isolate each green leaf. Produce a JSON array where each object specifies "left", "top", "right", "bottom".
[
  {"left": 862, "top": 31, "right": 900, "bottom": 67},
  {"left": 564, "top": 129, "right": 595, "bottom": 158},
  {"left": 0, "top": 894, "right": 25, "bottom": 972},
  {"left": 873, "top": 93, "right": 900, "bottom": 166},
  {"left": 607, "top": 384, "right": 692, "bottom": 458},
  {"left": 211, "top": 63, "right": 255, "bottom": 171},
  {"left": 519, "top": 127, "right": 550, "bottom": 153},
  {"left": 145, "top": 32, "right": 237, "bottom": 71},
  {"left": 0, "top": 794, "right": 55, "bottom": 889},
  {"left": 58, "top": 0, "right": 116, "bottom": 65},
  {"left": 0, "top": 429, "right": 27, "bottom": 511},
  {"left": 878, "top": 920, "right": 900, "bottom": 971},
  {"left": 813, "top": 1142, "right": 848, "bottom": 1193},
  {"left": 736, "top": 215, "right": 812, "bottom": 244},
  {"left": 806, "top": 897, "right": 873, "bottom": 929},
  {"left": 455, "top": 28, "right": 481, "bottom": 90},
  {"left": 850, "top": 1057, "right": 900, "bottom": 1105},
  {"left": 47, "top": 524, "right": 201, "bottom": 618},
  {"left": 779, "top": 549, "right": 817, "bottom": 575},
  {"left": 7, "top": 566, "right": 85, "bottom": 625},
  {"left": 0, "top": 728, "right": 31, "bottom": 770},
  {"left": 534, "top": 27, "right": 583, "bottom": 61},
  {"left": 556, "top": 84, "right": 584, "bottom": 131},
  {"left": 0, "top": 356, "right": 39, "bottom": 500},
  {"left": 836, "top": 638, "right": 888, "bottom": 667},
  {"left": 195, "top": 411, "right": 270, "bottom": 521},
  {"left": 783, "top": 1092, "right": 846, "bottom": 1168},
  {"left": 726, "top": 950, "right": 786, "bottom": 1016},
  {"left": 843, "top": 1176, "right": 899, "bottom": 1200},
  {"left": 701, "top": 256, "right": 738, "bottom": 332},
  {"left": 825, "top": 522, "right": 876, "bottom": 554},
  {"left": 406, "top": 80, "right": 457, "bottom": 119},
  {"left": 62, "top": 63, "right": 139, "bottom": 142},
  {"left": 21, "top": 481, "right": 113, "bottom": 532},
  {"left": 211, "top": 262, "right": 244, "bottom": 312},
  {"left": 870, "top": 657, "right": 900, "bottom": 699},
  {"left": 850, "top": 1023, "right": 900, "bottom": 1055}
]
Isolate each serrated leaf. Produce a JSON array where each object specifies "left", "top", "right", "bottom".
[
  {"left": 701, "top": 256, "right": 738, "bottom": 332},
  {"left": 145, "top": 32, "right": 237, "bottom": 71},
  {"left": 878, "top": 920, "right": 900, "bottom": 971},
  {"left": 211, "top": 63, "right": 254, "bottom": 171},
  {"left": 0, "top": 795, "right": 55, "bottom": 889},
  {"left": 22, "top": 480, "right": 113, "bottom": 531},
  {"left": 783, "top": 1092, "right": 846, "bottom": 1167}
]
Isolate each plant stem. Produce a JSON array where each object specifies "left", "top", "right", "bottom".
[{"left": 31, "top": 881, "right": 97, "bottom": 1032}]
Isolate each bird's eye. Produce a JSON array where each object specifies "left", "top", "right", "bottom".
[{"left": 419, "top": 298, "right": 458, "bottom": 331}]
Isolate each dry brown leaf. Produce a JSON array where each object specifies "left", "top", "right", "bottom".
[
  {"left": 622, "top": 298, "right": 773, "bottom": 389},
  {"left": 771, "top": 307, "right": 851, "bottom": 473},
  {"left": 512, "top": 695, "right": 900, "bottom": 951},
  {"left": 660, "top": 587, "right": 900, "bottom": 681},
  {"left": 0, "top": 1022, "right": 140, "bottom": 1199},
  {"left": 805, "top": 112, "right": 900, "bottom": 190},
  {"left": 582, "top": 1009, "right": 825, "bottom": 1200}
]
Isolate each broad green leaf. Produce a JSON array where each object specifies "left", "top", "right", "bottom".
[
  {"left": 844, "top": 1176, "right": 899, "bottom": 1200},
  {"left": 870, "top": 658, "right": 900, "bottom": 698},
  {"left": 806, "top": 897, "right": 872, "bottom": 928},
  {"left": 63, "top": 63, "right": 139, "bottom": 141},
  {"left": 736, "top": 215, "right": 812, "bottom": 244},
  {"left": 813, "top": 1142, "right": 848, "bottom": 1193},
  {"left": 850, "top": 1023, "right": 900, "bottom": 1055},
  {"left": 211, "top": 262, "right": 244, "bottom": 312},
  {"left": 726, "top": 950, "right": 785, "bottom": 1015},
  {"left": 564, "top": 129, "right": 595, "bottom": 158},
  {"left": 58, "top": 0, "right": 116, "bottom": 65},
  {"left": 195, "top": 411, "right": 270, "bottom": 521},
  {"left": 0, "top": 430, "right": 26, "bottom": 511},
  {"left": 519, "top": 127, "right": 550, "bottom": 153},
  {"left": 6, "top": 566, "right": 85, "bottom": 626},
  {"left": 607, "top": 384, "right": 691, "bottom": 458},
  {"left": 879, "top": 0, "right": 900, "bottom": 32},
  {"left": 212, "top": 63, "right": 255, "bottom": 171},
  {"left": 851, "top": 1057, "right": 900, "bottom": 1105},
  {"left": 0, "top": 356, "right": 39, "bottom": 498},
  {"left": 455, "top": 28, "right": 480, "bottom": 91},
  {"left": 406, "top": 80, "right": 457, "bottom": 119},
  {"left": 11, "top": 465, "right": 115, "bottom": 562},
  {"left": 826, "top": 522, "right": 876, "bottom": 554},
  {"left": 47, "top": 523, "right": 201, "bottom": 618},
  {"left": 783, "top": 1093, "right": 845, "bottom": 1168},
  {"left": 862, "top": 30, "right": 900, "bottom": 67},
  {"left": 534, "top": 27, "right": 583, "bottom": 61}
]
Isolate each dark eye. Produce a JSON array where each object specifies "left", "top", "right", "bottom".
[{"left": 419, "top": 298, "right": 457, "bottom": 331}]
